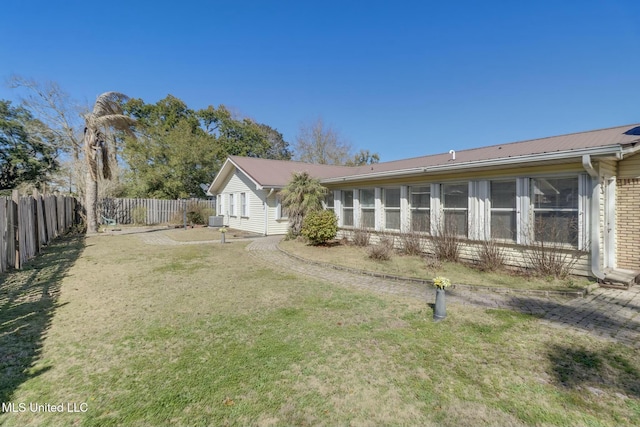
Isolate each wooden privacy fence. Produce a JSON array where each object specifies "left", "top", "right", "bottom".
[
  {"left": 0, "top": 190, "right": 79, "bottom": 273},
  {"left": 99, "top": 198, "right": 216, "bottom": 225}
]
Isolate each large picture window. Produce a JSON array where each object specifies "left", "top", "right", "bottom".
[
  {"left": 410, "top": 185, "right": 430, "bottom": 233},
  {"left": 342, "top": 190, "right": 354, "bottom": 227},
  {"left": 384, "top": 188, "right": 401, "bottom": 230},
  {"left": 442, "top": 183, "right": 468, "bottom": 237},
  {"left": 490, "top": 181, "right": 516, "bottom": 241},
  {"left": 532, "top": 177, "right": 579, "bottom": 245},
  {"left": 359, "top": 189, "right": 375, "bottom": 229}
]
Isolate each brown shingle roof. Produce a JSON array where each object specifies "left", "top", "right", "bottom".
[
  {"left": 214, "top": 124, "right": 640, "bottom": 190},
  {"left": 227, "top": 156, "right": 367, "bottom": 188},
  {"left": 341, "top": 123, "right": 640, "bottom": 177}
]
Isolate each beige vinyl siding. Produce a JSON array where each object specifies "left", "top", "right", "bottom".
[
  {"left": 619, "top": 153, "right": 640, "bottom": 179},
  {"left": 265, "top": 192, "right": 290, "bottom": 235},
  {"left": 218, "top": 169, "right": 265, "bottom": 235},
  {"left": 337, "top": 229, "right": 591, "bottom": 276},
  {"left": 333, "top": 165, "right": 593, "bottom": 276}
]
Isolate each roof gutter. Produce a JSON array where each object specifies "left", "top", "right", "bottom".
[
  {"left": 321, "top": 145, "right": 623, "bottom": 184},
  {"left": 582, "top": 154, "right": 605, "bottom": 281}
]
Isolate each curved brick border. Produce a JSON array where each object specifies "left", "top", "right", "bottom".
[
  {"left": 250, "top": 236, "right": 640, "bottom": 348},
  {"left": 276, "top": 242, "right": 589, "bottom": 299}
]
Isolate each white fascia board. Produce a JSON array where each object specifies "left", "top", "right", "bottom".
[
  {"left": 208, "top": 158, "right": 263, "bottom": 193},
  {"left": 320, "top": 145, "right": 623, "bottom": 184},
  {"left": 208, "top": 158, "right": 234, "bottom": 194}
]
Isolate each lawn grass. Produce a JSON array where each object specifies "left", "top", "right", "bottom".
[
  {"left": 1, "top": 231, "right": 638, "bottom": 426},
  {"left": 279, "top": 239, "right": 593, "bottom": 292}
]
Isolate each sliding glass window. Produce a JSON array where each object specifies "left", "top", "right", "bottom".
[
  {"left": 410, "top": 185, "right": 430, "bottom": 233},
  {"left": 342, "top": 190, "right": 354, "bottom": 227},
  {"left": 490, "top": 181, "right": 516, "bottom": 241},
  {"left": 384, "top": 188, "right": 401, "bottom": 230},
  {"left": 442, "top": 183, "right": 468, "bottom": 237},
  {"left": 359, "top": 189, "right": 375, "bottom": 229},
  {"left": 532, "top": 177, "right": 579, "bottom": 245}
]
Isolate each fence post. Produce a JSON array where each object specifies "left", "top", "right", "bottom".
[
  {"left": 0, "top": 197, "right": 6, "bottom": 273},
  {"left": 12, "top": 190, "right": 20, "bottom": 269},
  {"left": 183, "top": 199, "right": 187, "bottom": 229}
]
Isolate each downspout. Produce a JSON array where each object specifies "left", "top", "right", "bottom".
[
  {"left": 582, "top": 155, "right": 605, "bottom": 281},
  {"left": 264, "top": 188, "right": 275, "bottom": 236}
]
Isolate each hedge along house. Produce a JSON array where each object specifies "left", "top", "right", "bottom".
[{"left": 209, "top": 124, "right": 640, "bottom": 285}]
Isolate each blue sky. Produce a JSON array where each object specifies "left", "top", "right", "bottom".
[{"left": 2, "top": 0, "right": 639, "bottom": 162}]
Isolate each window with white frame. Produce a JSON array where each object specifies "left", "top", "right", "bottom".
[
  {"left": 532, "top": 177, "right": 579, "bottom": 245},
  {"left": 384, "top": 188, "right": 401, "bottom": 230},
  {"left": 342, "top": 190, "right": 354, "bottom": 226},
  {"left": 410, "top": 185, "right": 430, "bottom": 233},
  {"left": 490, "top": 180, "right": 516, "bottom": 241},
  {"left": 359, "top": 189, "right": 375, "bottom": 228},
  {"left": 275, "top": 194, "right": 288, "bottom": 220},
  {"left": 324, "top": 191, "right": 334, "bottom": 211},
  {"left": 229, "top": 193, "right": 236, "bottom": 216},
  {"left": 240, "top": 192, "right": 248, "bottom": 217},
  {"left": 442, "top": 182, "right": 468, "bottom": 237}
]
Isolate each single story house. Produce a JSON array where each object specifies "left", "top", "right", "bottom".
[{"left": 208, "top": 124, "right": 640, "bottom": 284}]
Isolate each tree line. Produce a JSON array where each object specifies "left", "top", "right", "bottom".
[{"left": 2, "top": 76, "right": 380, "bottom": 231}]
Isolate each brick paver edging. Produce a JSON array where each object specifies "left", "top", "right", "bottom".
[{"left": 276, "top": 242, "right": 589, "bottom": 299}]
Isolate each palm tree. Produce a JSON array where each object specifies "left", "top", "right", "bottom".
[
  {"left": 84, "top": 92, "right": 135, "bottom": 233},
  {"left": 280, "top": 171, "right": 327, "bottom": 237}
]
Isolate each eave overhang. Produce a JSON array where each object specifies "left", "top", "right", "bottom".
[{"left": 320, "top": 145, "right": 624, "bottom": 184}]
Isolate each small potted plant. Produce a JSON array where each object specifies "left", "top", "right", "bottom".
[
  {"left": 432, "top": 276, "right": 451, "bottom": 321},
  {"left": 220, "top": 226, "right": 228, "bottom": 243}
]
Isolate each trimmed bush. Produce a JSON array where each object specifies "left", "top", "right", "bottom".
[{"left": 301, "top": 210, "right": 338, "bottom": 245}]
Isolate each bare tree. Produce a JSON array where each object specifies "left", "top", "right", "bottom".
[
  {"left": 294, "top": 117, "right": 352, "bottom": 165},
  {"left": 8, "top": 75, "right": 84, "bottom": 159},
  {"left": 84, "top": 92, "right": 135, "bottom": 233}
]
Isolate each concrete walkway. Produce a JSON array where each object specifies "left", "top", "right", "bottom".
[{"left": 247, "top": 236, "right": 640, "bottom": 348}]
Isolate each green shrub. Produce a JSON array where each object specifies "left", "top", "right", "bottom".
[
  {"left": 301, "top": 210, "right": 338, "bottom": 245},
  {"left": 186, "top": 202, "right": 215, "bottom": 225}
]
